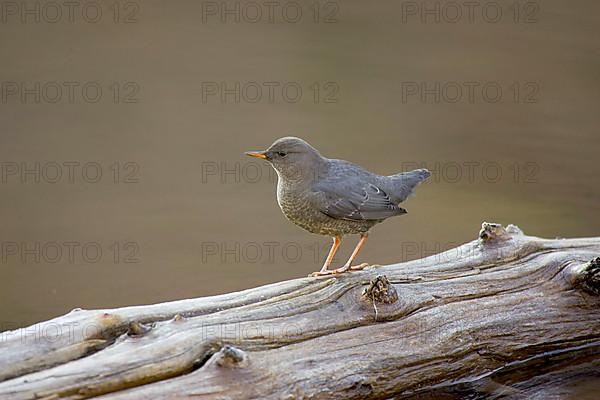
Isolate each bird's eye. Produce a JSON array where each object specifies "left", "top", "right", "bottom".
[{"left": 277, "top": 152, "right": 287, "bottom": 157}]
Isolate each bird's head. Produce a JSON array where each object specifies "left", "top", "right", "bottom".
[{"left": 245, "top": 137, "right": 324, "bottom": 182}]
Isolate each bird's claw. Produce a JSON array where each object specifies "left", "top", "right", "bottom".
[
  {"left": 348, "top": 262, "right": 370, "bottom": 271},
  {"left": 335, "top": 262, "right": 369, "bottom": 273},
  {"left": 309, "top": 262, "right": 370, "bottom": 277},
  {"left": 309, "top": 270, "right": 335, "bottom": 277}
]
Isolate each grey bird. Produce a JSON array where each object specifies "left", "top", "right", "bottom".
[{"left": 245, "top": 137, "right": 430, "bottom": 276}]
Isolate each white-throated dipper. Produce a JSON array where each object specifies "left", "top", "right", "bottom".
[{"left": 246, "top": 137, "right": 430, "bottom": 276}]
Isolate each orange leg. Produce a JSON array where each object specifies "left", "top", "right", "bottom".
[
  {"left": 334, "top": 233, "right": 369, "bottom": 273},
  {"left": 310, "top": 236, "right": 341, "bottom": 276}
]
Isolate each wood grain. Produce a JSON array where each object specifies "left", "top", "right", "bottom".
[{"left": 1, "top": 222, "right": 598, "bottom": 399}]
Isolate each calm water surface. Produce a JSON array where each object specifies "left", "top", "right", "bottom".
[{"left": 1, "top": 0, "right": 599, "bottom": 394}]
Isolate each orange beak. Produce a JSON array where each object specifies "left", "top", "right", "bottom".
[{"left": 244, "top": 151, "right": 268, "bottom": 159}]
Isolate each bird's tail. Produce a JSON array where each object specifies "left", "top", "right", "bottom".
[{"left": 388, "top": 168, "right": 431, "bottom": 202}]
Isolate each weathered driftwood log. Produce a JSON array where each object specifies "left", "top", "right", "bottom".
[{"left": 1, "top": 222, "right": 599, "bottom": 399}]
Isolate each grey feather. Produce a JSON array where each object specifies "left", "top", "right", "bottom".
[
  {"left": 385, "top": 168, "right": 431, "bottom": 202},
  {"left": 307, "top": 161, "right": 428, "bottom": 222},
  {"left": 310, "top": 181, "right": 406, "bottom": 222}
]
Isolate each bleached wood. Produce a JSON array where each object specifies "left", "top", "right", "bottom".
[{"left": 1, "top": 222, "right": 598, "bottom": 399}]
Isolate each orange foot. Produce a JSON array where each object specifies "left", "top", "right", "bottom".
[{"left": 309, "top": 263, "right": 369, "bottom": 277}]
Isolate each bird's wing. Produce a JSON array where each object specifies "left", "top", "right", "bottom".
[{"left": 310, "top": 180, "right": 406, "bottom": 221}]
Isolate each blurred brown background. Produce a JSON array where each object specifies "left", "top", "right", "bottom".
[{"left": 1, "top": 0, "right": 599, "bottom": 333}]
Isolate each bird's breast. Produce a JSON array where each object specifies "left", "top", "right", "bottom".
[
  {"left": 276, "top": 180, "right": 317, "bottom": 227},
  {"left": 276, "top": 180, "right": 298, "bottom": 215}
]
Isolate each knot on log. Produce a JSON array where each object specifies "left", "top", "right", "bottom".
[
  {"left": 362, "top": 275, "right": 398, "bottom": 304},
  {"left": 215, "top": 345, "right": 248, "bottom": 368},
  {"left": 172, "top": 313, "right": 186, "bottom": 322},
  {"left": 127, "top": 322, "right": 152, "bottom": 337},
  {"left": 86, "top": 312, "right": 124, "bottom": 340},
  {"left": 579, "top": 257, "right": 600, "bottom": 295},
  {"left": 479, "top": 222, "right": 517, "bottom": 242}
]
